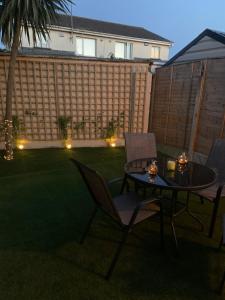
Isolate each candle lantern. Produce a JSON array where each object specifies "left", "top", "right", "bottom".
[
  {"left": 178, "top": 152, "right": 188, "bottom": 165},
  {"left": 147, "top": 160, "right": 158, "bottom": 176}
]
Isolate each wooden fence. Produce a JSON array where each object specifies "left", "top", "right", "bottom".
[
  {"left": 149, "top": 58, "right": 225, "bottom": 157},
  {"left": 0, "top": 55, "right": 152, "bottom": 148}
]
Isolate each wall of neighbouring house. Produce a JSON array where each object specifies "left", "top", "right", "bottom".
[
  {"left": 149, "top": 57, "right": 225, "bottom": 159},
  {"left": 20, "top": 28, "right": 170, "bottom": 61},
  {"left": 0, "top": 55, "right": 152, "bottom": 149},
  {"left": 172, "top": 36, "right": 225, "bottom": 64}
]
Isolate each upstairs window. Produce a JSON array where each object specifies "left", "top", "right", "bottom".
[
  {"left": 115, "top": 42, "right": 133, "bottom": 59},
  {"left": 76, "top": 38, "right": 96, "bottom": 57},
  {"left": 36, "top": 34, "right": 48, "bottom": 48},
  {"left": 0, "top": 1, "right": 5, "bottom": 15},
  {"left": 151, "top": 46, "right": 160, "bottom": 59}
]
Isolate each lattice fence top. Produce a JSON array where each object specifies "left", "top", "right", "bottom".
[{"left": 0, "top": 55, "right": 152, "bottom": 143}]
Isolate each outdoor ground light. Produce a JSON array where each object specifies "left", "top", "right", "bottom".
[
  {"left": 18, "top": 144, "right": 24, "bottom": 150},
  {"left": 107, "top": 136, "right": 117, "bottom": 147},
  {"left": 16, "top": 139, "right": 27, "bottom": 150},
  {"left": 64, "top": 138, "right": 72, "bottom": 149},
  {"left": 110, "top": 142, "right": 116, "bottom": 147},
  {"left": 66, "top": 143, "right": 72, "bottom": 149}
]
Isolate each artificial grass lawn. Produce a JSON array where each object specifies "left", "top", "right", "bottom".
[{"left": 0, "top": 147, "right": 224, "bottom": 300}]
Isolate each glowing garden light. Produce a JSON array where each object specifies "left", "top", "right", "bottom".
[
  {"left": 18, "top": 144, "right": 24, "bottom": 150},
  {"left": 66, "top": 143, "right": 72, "bottom": 149}
]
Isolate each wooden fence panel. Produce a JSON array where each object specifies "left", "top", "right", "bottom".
[
  {"left": 0, "top": 55, "right": 152, "bottom": 146},
  {"left": 195, "top": 59, "right": 225, "bottom": 154},
  {"left": 150, "top": 57, "right": 225, "bottom": 157}
]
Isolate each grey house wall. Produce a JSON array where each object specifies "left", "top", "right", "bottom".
[{"left": 21, "top": 27, "right": 171, "bottom": 61}]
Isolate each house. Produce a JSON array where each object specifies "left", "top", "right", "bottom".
[
  {"left": 165, "top": 29, "right": 225, "bottom": 65},
  {"left": 20, "top": 14, "right": 172, "bottom": 63}
]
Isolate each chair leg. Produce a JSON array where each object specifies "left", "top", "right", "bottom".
[
  {"left": 126, "top": 181, "right": 130, "bottom": 192},
  {"left": 134, "top": 181, "right": 138, "bottom": 193},
  {"left": 186, "top": 191, "right": 190, "bottom": 203},
  {"left": 120, "top": 174, "right": 128, "bottom": 194},
  {"left": 80, "top": 207, "right": 98, "bottom": 244},
  {"left": 200, "top": 196, "right": 204, "bottom": 204},
  {"left": 143, "top": 187, "right": 146, "bottom": 198},
  {"left": 219, "top": 235, "right": 223, "bottom": 250},
  {"left": 105, "top": 227, "right": 130, "bottom": 280},
  {"left": 219, "top": 270, "right": 225, "bottom": 295},
  {"left": 171, "top": 220, "right": 178, "bottom": 251},
  {"left": 209, "top": 198, "right": 220, "bottom": 238}
]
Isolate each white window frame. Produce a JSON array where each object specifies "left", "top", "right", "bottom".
[
  {"left": 115, "top": 42, "right": 133, "bottom": 59},
  {"left": 36, "top": 34, "right": 49, "bottom": 48},
  {"left": 76, "top": 37, "right": 96, "bottom": 57},
  {"left": 151, "top": 46, "right": 160, "bottom": 59}
]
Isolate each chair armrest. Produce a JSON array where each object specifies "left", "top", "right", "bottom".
[
  {"left": 128, "top": 197, "right": 162, "bottom": 227},
  {"left": 107, "top": 177, "right": 124, "bottom": 186},
  {"left": 216, "top": 183, "right": 225, "bottom": 198},
  {"left": 138, "top": 197, "right": 162, "bottom": 209}
]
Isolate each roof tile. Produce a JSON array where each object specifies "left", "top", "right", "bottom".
[{"left": 50, "top": 14, "right": 171, "bottom": 43}]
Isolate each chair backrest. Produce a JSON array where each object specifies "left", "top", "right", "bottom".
[
  {"left": 124, "top": 132, "right": 157, "bottom": 163},
  {"left": 71, "top": 159, "right": 121, "bottom": 222},
  {"left": 206, "top": 139, "right": 225, "bottom": 184}
]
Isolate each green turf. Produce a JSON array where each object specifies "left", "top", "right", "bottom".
[{"left": 0, "top": 147, "right": 224, "bottom": 300}]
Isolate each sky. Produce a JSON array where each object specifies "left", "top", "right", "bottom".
[{"left": 72, "top": 0, "right": 225, "bottom": 58}]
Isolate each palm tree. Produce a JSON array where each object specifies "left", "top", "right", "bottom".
[{"left": 0, "top": 0, "right": 72, "bottom": 160}]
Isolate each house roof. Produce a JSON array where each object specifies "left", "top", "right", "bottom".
[
  {"left": 165, "top": 28, "right": 225, "bottom": 66},
  {"left": 49, "top": 14, "right": 171, "bottom": 43}
]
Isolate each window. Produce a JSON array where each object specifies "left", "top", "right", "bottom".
[
  {"left": 76, "top": 38, "right": 96, "bottom": 57},
  {"left": 36, "top": 34, "right": 48, "bottom": 48},
  {"left": 151, "top": 46, "right": 160, "bottom": 59},
  {"left": 115, "top": 42, "right": 133, "bottom": 59}
]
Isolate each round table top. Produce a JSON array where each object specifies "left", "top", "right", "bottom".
[{"left": 125, "top": 153, "right": 217, "bottom": 192}]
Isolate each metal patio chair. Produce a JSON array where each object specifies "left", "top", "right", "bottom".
[
  {"left": 189, "top": 139, "right": 225, "bottom": 237},
  {"left": 120, "top": 132, "right": 157, "bottom": 193},
  {"left": 125, "top": 132, "right": 157, "bottom": 163},
  {"left": 71, "top": 159, "right": 164, "bottom": 280}
]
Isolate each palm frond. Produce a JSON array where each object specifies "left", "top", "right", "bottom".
[{"left": 0, "top": 0, "right": 73, "bottom": 47}]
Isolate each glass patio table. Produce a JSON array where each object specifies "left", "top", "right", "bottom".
[{"left": 123, "top": 153, "right": 217, "bottom": 249}]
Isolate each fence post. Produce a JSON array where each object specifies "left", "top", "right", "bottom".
[
  {"left": 164, "top": 65, "right": 174, "bottom": 144},
  {"left": 148, "top": 71, "right": 155, "bottom": 132},
  {"left": 188, "top": 60, "right": 207, "bottom": 160},
  {"left": 128, "top": 66, "right": 136, "bottom": 133},
  {"left": 182, "top": 63, "right": 194, "bottom": 150},
  {"left": 143, "top": 70, "right": 152, "bottom": 133}
]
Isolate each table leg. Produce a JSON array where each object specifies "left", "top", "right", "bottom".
[
  {"left": 170, "top": 190, "right": 179, "bottom": 251},
  {"left": 186, "top": 192, "right": 204, "bottom": 231}
]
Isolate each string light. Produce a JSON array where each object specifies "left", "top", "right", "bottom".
[{"left": 4, "top": 119, "right": 14, "bottom": 160}]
